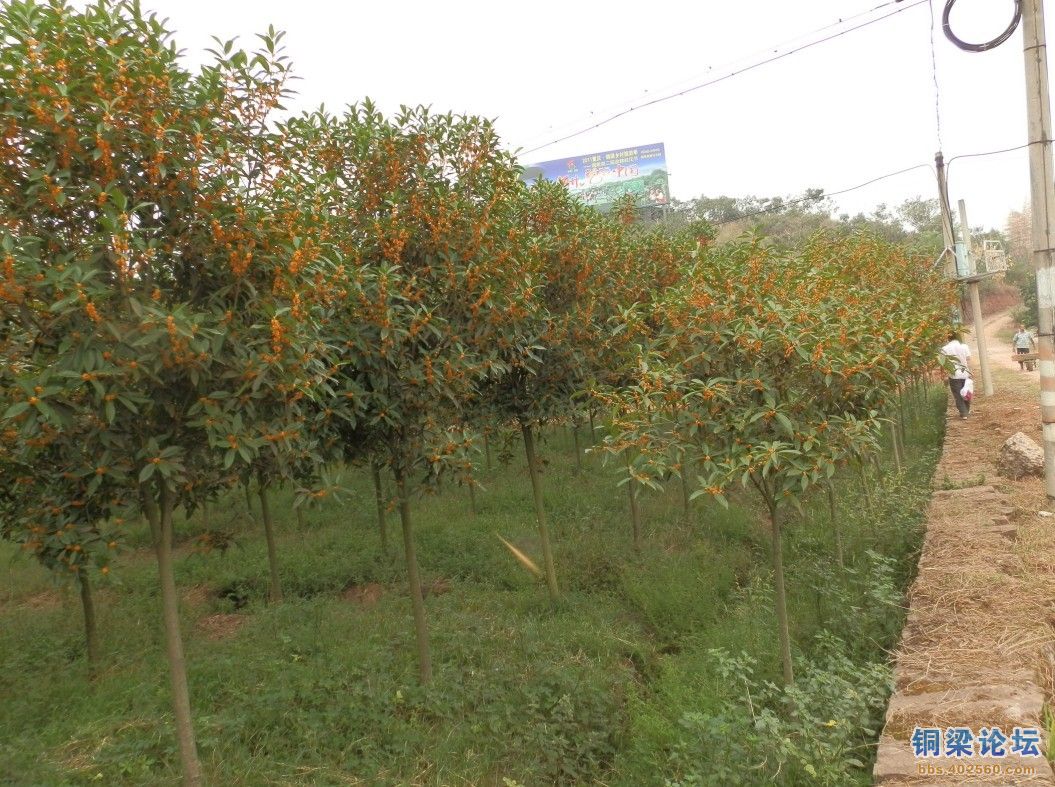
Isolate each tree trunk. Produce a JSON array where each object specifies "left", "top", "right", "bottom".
[
  {"left": 897, "top": 385, "right": 907, "bottom": 443},
  {"left": 295, "top": 505, "right": 306, "bottom": 531},
  {"left": 871, "top": 452, "right": 885, "bottom": 480},
  {"left": 680, "top": 452, "right": 692, "bottom": 522},
  {"left": 144, "top": 481, "right": 203, "bottom": 787},
  {"left": 625, "top": 452, "right": 642, "bottom": 551},
  {"left": 588, "top": 407, "right": 596, "bottom": 446},
  {"left": 243, "top": 482, "right": 254, "bottom": 518},
  {"left": 395, "top": 468, "right": 432, "bottom": 684},
  {"left": 468, "top": 480, "right": 477, "bottom": 516},
  {"left": 858, "top": 459, "right": 874, "bottom": 508},
  {"left": 371, "top": 461, "right": 388, "bottom": 555},
  {"left": 483, "top": 430, "right": 492, "bottom": 471},
  {"left": 768, "top": 502, "right": 794, "bottom": 685},
  {"left": 826, "top": 482, "right": 843, "bottom": 569},
  {"left": 520, "top": 422, "right": 560, "bottom": 601},
  {"left": 890, "top": 418, "right": 903, "bottom": 474},
  {"left": 895, "top": 411, "right": 908, "bottom": 464},
  {"left": 78, "top": 570, "right": 99, "bottom": 673},
  {"left": 571, "top": 422, "right": 582, "bottom": 475},
  {"left": 257, "top": 476, "right": 283, "bottom": 604}
]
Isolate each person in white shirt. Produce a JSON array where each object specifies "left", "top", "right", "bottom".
[{"left": 940, "top": 331, "right": 972, "bottom": 419}]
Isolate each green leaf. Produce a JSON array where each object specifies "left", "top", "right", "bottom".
[
  {"left": 2, "top": 401, "right": 29, "bottom": 419},
  {"left": 138, "top": 463, "right": 156, "bottom": 482},
  {"left": 35, "top": 401, "right": 58, "bottom": 423}
]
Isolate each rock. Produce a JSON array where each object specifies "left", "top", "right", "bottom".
[
  {"left": 1039, "top": 511, "right": 1054, "bottom": 518},
  {"left": 998, "top": 432, "right": 1045, "bottom": 479}
]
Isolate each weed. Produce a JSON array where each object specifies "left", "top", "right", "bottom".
[{"left": 0, "top": 394, "right": 945, "bottom": 784}]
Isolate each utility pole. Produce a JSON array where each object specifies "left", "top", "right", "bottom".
[
  {"left": 1022, "top": 0, "right": 1055, "bottom": 498},
  {"left": 935, "top": 152, "right": 957, "bottom": 280},
  {"left": 935, "top": 152, "right": 967, "bottom": 325},
  {"left": 958, "top": 199, "right": 994, "bottom": 396}
]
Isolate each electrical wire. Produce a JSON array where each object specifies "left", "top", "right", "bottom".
[
  {"left": 712, "top": 164, "right": 935, "bottom": 227},
  {"left": 928, "top": 0, "right": 944, "bottom": 150},
  {"left": 945, "top": 141, "right": 1051, "bottom": 196},
  {"left": 946, "top": 141, "right": 1033, "bottom": 168},
  {"left": 515, "top": 0, "right": 914, "bottom": 152},
  {"left": 519, "top": 0, "right": 929, "bottom": 157},
  {"left": 709, "top": 140, "right": 1046, "bottom": 228},
  {"left": 942, "top": 0, "right": 1021, "bottom": 52}
]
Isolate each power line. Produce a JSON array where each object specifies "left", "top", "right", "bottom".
[
  {"left": 928, "top": 0, "right": 944, "bottom": 150},
  {"left": 945, "top": 142, "right": 1041, "bottom": 196},
  {"left": 519, "top": 0, "right": 929, "bottom": 158},
  {"left": 947, "top": 141, "right": 1033, "bottom": 169},
  {"left": 712, "top": 163, "right": 934, "bottom": 227},
  {"left": 515, "top": 0, "right": 914, "bottom": 152},
  {"left": 708, "top": 141, "right": 1042, "bottom": 228}
]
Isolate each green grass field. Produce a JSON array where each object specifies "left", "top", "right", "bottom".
[{"left": 0, "top": 388, "right": 947, "bottom": 786}]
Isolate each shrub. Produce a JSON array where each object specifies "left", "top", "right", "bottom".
[{"left": 666, "top": 635, "right": 891, "bottom": 786}]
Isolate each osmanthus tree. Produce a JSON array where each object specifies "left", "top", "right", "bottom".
[
  {"left": 589, "top": 215, "right": 704, "bottom": 541},
  {"left": 478, "top": 179, "right": 618, "bottom": 599},
  {"left": 283, "top": 102, "right": 528, "bottom": 684},
  {"left": 0, "top": 371, "right": 125, "bottom": 672},
  {"left": 593, "top": 354, "right": 701, "bottom": 545},
  {"left": 786, "top": 232, "right": 953, "bottom": 481},
  {"left": 602, "top": 233, "right": 953, "bottom": 685},
  {"left": 0, "top": 5, "right": 327, "bottom": 784}
]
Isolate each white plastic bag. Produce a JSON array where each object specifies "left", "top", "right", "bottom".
[{"left": 962, "top": 377, "right": 974, "bottom": 401}]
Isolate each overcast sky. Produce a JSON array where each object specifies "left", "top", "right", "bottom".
[{"left": 145, "top": 0, "right": 1043, "bottom": 231}]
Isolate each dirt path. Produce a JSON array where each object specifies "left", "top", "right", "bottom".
[
  {"left": 874, "top": 313, "right": 1055, "bottom": 785},
  {"left": 984, "top": 312, "right": 1037, "bottom": 376}
]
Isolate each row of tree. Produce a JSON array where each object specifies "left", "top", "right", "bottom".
[{"left": 0, "top": 2, "right": 954, "bottom": 785}]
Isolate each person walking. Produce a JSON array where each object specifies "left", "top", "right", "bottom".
[
  {"left": 940, "top": 331, "right": 972, "bottom": 419},
  {"left": 1012, "top": 323, "right": 1036, "bottom": 370}
]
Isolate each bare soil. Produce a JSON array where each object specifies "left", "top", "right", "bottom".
[
  {"left": 342, "top": 582, "right": 385, "bottom": 606},
  {"left": 181, "top": 584, "right": 212, "bottom": 609},
  {"left": 195, "top": 613, "right": 247, "bottom": 641},
  {"left": 17, "top": 589, "right": 63, "bottom": 610}
]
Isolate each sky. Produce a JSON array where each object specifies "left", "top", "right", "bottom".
[{"left": 139, "top": 0, "right": 1047, "bottom": 231}]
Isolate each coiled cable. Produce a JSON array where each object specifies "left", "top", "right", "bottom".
[{"left": 941, "top": 0, "right": 1021, "bottom": 52}]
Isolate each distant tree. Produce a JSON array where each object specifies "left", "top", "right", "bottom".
[
  {"left": 1005, "top": 205, "right": 1036, "bottom": 325},
  {"left": 1006, "top": 204, "right": 1032, "bottom": 267},
  {"left": 893, "top": 197, "right": 945, "bottom": 256}
]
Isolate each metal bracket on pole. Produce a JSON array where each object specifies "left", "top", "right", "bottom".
[{"left": 931, "top": 246, "right": 954, "bottom": 271}]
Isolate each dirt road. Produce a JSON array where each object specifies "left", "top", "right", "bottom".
[
  {"left": 984, "top": 312, "right": 1037, "bottom": 376},
  {"left": 874, "top": 312, "right": 1055, "bottom": 785}
]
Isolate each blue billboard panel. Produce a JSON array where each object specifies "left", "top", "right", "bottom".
[{"left": 526, "top": 142, "right": 669, "bottom": 209}]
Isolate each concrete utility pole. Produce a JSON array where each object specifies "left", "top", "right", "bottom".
[
  {"left": 1022, "top": 0, "right": 1055, "bottom": 498},
  {"left": 957, "top": 199, "right": 994, "bottom": 396},
  {"left": 934, "top": 153, "right": 967, "bottom": 325},
  {"left": 935, "top": 152, "right": 957, "bottom": 279}
]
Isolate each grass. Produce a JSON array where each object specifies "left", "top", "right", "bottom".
[{"left": 0, "top": 388, "right": 946, "bottom": 786}]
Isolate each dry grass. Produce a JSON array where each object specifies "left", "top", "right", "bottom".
[{"left": 875, "top": 312, "right": 1055, "bottom": 783}]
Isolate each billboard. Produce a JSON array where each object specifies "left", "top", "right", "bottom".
[{"left": 524, "top": 142, "right": 669, "bottom": 210}]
